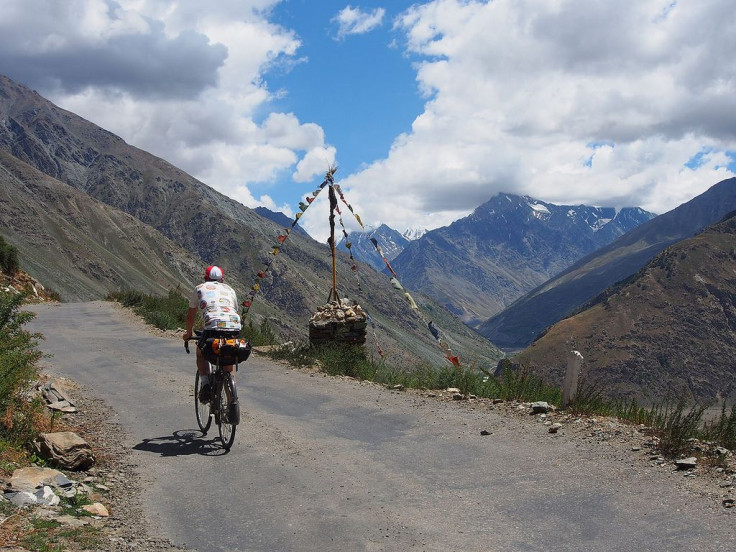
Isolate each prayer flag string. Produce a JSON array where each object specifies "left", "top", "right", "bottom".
[
  {"left": 365, "top": 232, "right": 460, "bottom": 366},
  {"left": 240, "top": 168, "right": 335, "bottom": 317},
  {"left": 239, "top": 166, "right": 460, "bottom": 366}
]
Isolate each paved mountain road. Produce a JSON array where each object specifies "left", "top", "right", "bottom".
[{"left": 27, "top": 302, "right": 734, "bottom": 551}]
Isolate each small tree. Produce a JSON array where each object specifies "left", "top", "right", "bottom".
[{"left": 0, "top": 236, "right": 20, "bottom": 275}]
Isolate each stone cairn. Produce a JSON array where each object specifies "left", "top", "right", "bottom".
[{"left": 309, "top": 299, "right": 367, "bottom": 346}]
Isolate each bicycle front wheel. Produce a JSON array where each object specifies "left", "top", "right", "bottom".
[
  {"left": 194, "top": 371, "right": 212, "bottom": 434},
  {"left": 217, "top": 371, "right": 238, "bottom": 450}
]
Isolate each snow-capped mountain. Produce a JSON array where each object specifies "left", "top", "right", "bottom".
[
  {"left": 390, "top": 193, "right": 656, "bottom": 326},
  {"left": 401, "top": 227, "right": 427, "bottom": 241},
  {"left": 337, "top": 224, "right": 410, "bottom": 272}
]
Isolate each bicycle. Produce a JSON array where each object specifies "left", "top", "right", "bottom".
[{"left": 185, "top": 331, "right": 251, "bottom": 450}]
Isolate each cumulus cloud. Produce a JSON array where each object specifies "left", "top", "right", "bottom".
[
  {"left": 0, "top": 1, "right": 226, "bottom": 98},
  {"left": 335, "top": 0, "right": 736, "bottom": 234},
  {"left": 293, "top": 146, "right": 338, "bottom": 182},
  {"left": 332, "top": 6, "right": 386, "bottom": 39},
  {"left": 0, "top": 0, "right": 330, "bottom": 208},
  {"left": 1, "top": 0, "right": 735, "bottom": 242}
]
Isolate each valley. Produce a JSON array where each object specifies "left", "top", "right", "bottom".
[{"left": 2, "top": 70, "right": 736, "bottom": 408}]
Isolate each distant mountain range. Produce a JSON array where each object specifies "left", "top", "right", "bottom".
[
  {"left": 513, "top": 210, "right": 736, "bottom": 404},
  {"left": 254, "top": 207, "right": 309, "bottom": 237},
  {"left": 480, "top": 177, "right": 736, "bottom": 350},
  {"left": 337, "top": 224, "right": 410, "bottom": 272},
  {"left": 0, "top": 73, "right": 501, "bottom": 367},
  {"left": 388, "top": 194, "right": 655, "bottom": 326}
]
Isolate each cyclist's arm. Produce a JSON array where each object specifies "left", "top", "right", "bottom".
[{"left": 183, "top": 307, "right": 197, "bottom": 340}]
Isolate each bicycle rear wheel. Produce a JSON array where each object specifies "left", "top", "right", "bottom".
[
  {"left": 217, "top": 371, "right": 238, "bottom": 450},
  {"left": 194, "top": 371, "right": 212, "bottom": 434}
]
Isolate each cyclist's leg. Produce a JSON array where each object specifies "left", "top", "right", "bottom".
[
  {"left": 221, "top": 366, "right": 240, "bottom": 427},
  {"left": 195, "top": 347, "right": 210, "bottom": 376},
  {"left": 223, "top": 364, "right": 236, "bottom": 400},
  {"left": 196, "top": 347, "right": 213, "bottom": 402}
]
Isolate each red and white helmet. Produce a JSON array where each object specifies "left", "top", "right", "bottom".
[{"left": 204, "top": 265, "right": 224, "bottom": 282}]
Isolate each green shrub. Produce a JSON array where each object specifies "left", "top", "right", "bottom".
[
  {"left": 0, "top": 291, "right": 43, "bottom": 448},
  {"left": 242, "top": 318, "right": 280, "bottom": 346},
  {"left": 0, "top": 236, "right": 19, "bottom": 275},
  {"left": 267, "top": 341, "right": 315, "bottom": 367},
  {"left": 652, "top": 402, "right": 707, "bottom": 457},
  {"left": 264, "top": 341, "right": 562, "bottom": 404},
  {"left": 492, "top": 365, "right": 561, "bottom": 404},
  {"left": 107, "top": 287, "right": 188, "bottom": 330}
]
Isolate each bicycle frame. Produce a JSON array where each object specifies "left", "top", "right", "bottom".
[{"left": 186, "top": 334, "right": 240, "bottom": 449}]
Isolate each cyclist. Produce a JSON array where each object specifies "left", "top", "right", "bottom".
[{"left": 183, "top": 265, "right": 241, "bottom": 406}]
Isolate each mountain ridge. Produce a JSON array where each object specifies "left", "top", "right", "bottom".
[
  {"left": 512, "top": 211, "right": 736, "bottom": 404},
  {"left": 337, "top": 224, "right": 409, "bottom": 272},
  {"left": 479, "top": 177, "right": 736, "bottom": 350},
  {"left": 390, "top": 193, "right": 655, "bottom": 326}
]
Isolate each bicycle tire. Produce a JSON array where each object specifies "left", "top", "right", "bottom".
[
  {"left": 217, "top": 371, "right": 238, "bottom": 450},
  {"left": 194, "top": 370, "right": 212, "bottom": 434}
]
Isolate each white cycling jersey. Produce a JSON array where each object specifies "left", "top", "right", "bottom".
[{"left": 189, "top": 281, "right": 242, "bottom": 331}]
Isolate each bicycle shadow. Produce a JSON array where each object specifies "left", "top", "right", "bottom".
[{"left": 133, "top": 429, "right": 230, "bottom": 457}]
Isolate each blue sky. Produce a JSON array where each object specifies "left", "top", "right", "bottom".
[
  {"left": 267, "top": 1, "right": 423, "bottom": 177},
  {"left": 1, "top": 0, "right": 735, "bottom": 241}
]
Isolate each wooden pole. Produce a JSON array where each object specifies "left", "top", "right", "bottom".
[{"left": 328, "top": 184, "right": 339, "bottom": 303}]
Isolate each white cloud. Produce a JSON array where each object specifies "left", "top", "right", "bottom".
[
  {"left": 293, "top": 146, "right": 337, "bottom": 182},
  {"left": 333, "top": 0, "right": 736, "bottom": 234},
  {"left": 0, "top": 0, "right": 330, "bottom": 208},
  {"left": 2, "top": 0, "right": 735, "bottom": 242},
  {"left": 332, "top": 6, "right": 386, "bottom": 39},
  {"left": 261, "top": 113, "right": 325, "bottom": 150}
]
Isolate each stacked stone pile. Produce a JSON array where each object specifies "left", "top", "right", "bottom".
[{"left": 309, "top": 299, "right": 367, "bottom": 346}]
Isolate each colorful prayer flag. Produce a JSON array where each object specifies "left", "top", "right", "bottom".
[
  {"left": 446, "top": 354, "right": 460, "bottom": 367},
  {"left": 428, "top": 321, "right": 440, "bottom": 341},
  {"left": 404, "top": 292, "right": 419, "bottom": 310}
]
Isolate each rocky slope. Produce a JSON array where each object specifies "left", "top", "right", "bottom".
[
  {"left": 0, "top": 74, "right": 500, "bottom": 366},
  {"left": 514, "top": 212, "right": 736, "bottom": 404},
  {"left": 391, "top": 193, "right": 654, "bottom": 326},
  {"left": 0, "top": 263, "right": 59, "bottom": 302},
  {"left": 0, "top": 150, "right": 203, "bottom": 301},
  {"left": 480, "top": 177, "right": 736, "bottom": 350}
]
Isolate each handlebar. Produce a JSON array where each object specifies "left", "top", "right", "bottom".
[{"left": 184, "top": 331, "right": 203, "bottom": 354}]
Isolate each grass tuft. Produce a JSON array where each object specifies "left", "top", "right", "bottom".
[
  {"left": 107, "top": 287, "right": 188, "bottom": 330},
  {"left": 703, "top": 402, "right": 736, "bottom": 451},
  {"left": 265, "top": 341, "right": 561, "bottom": 403}
]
